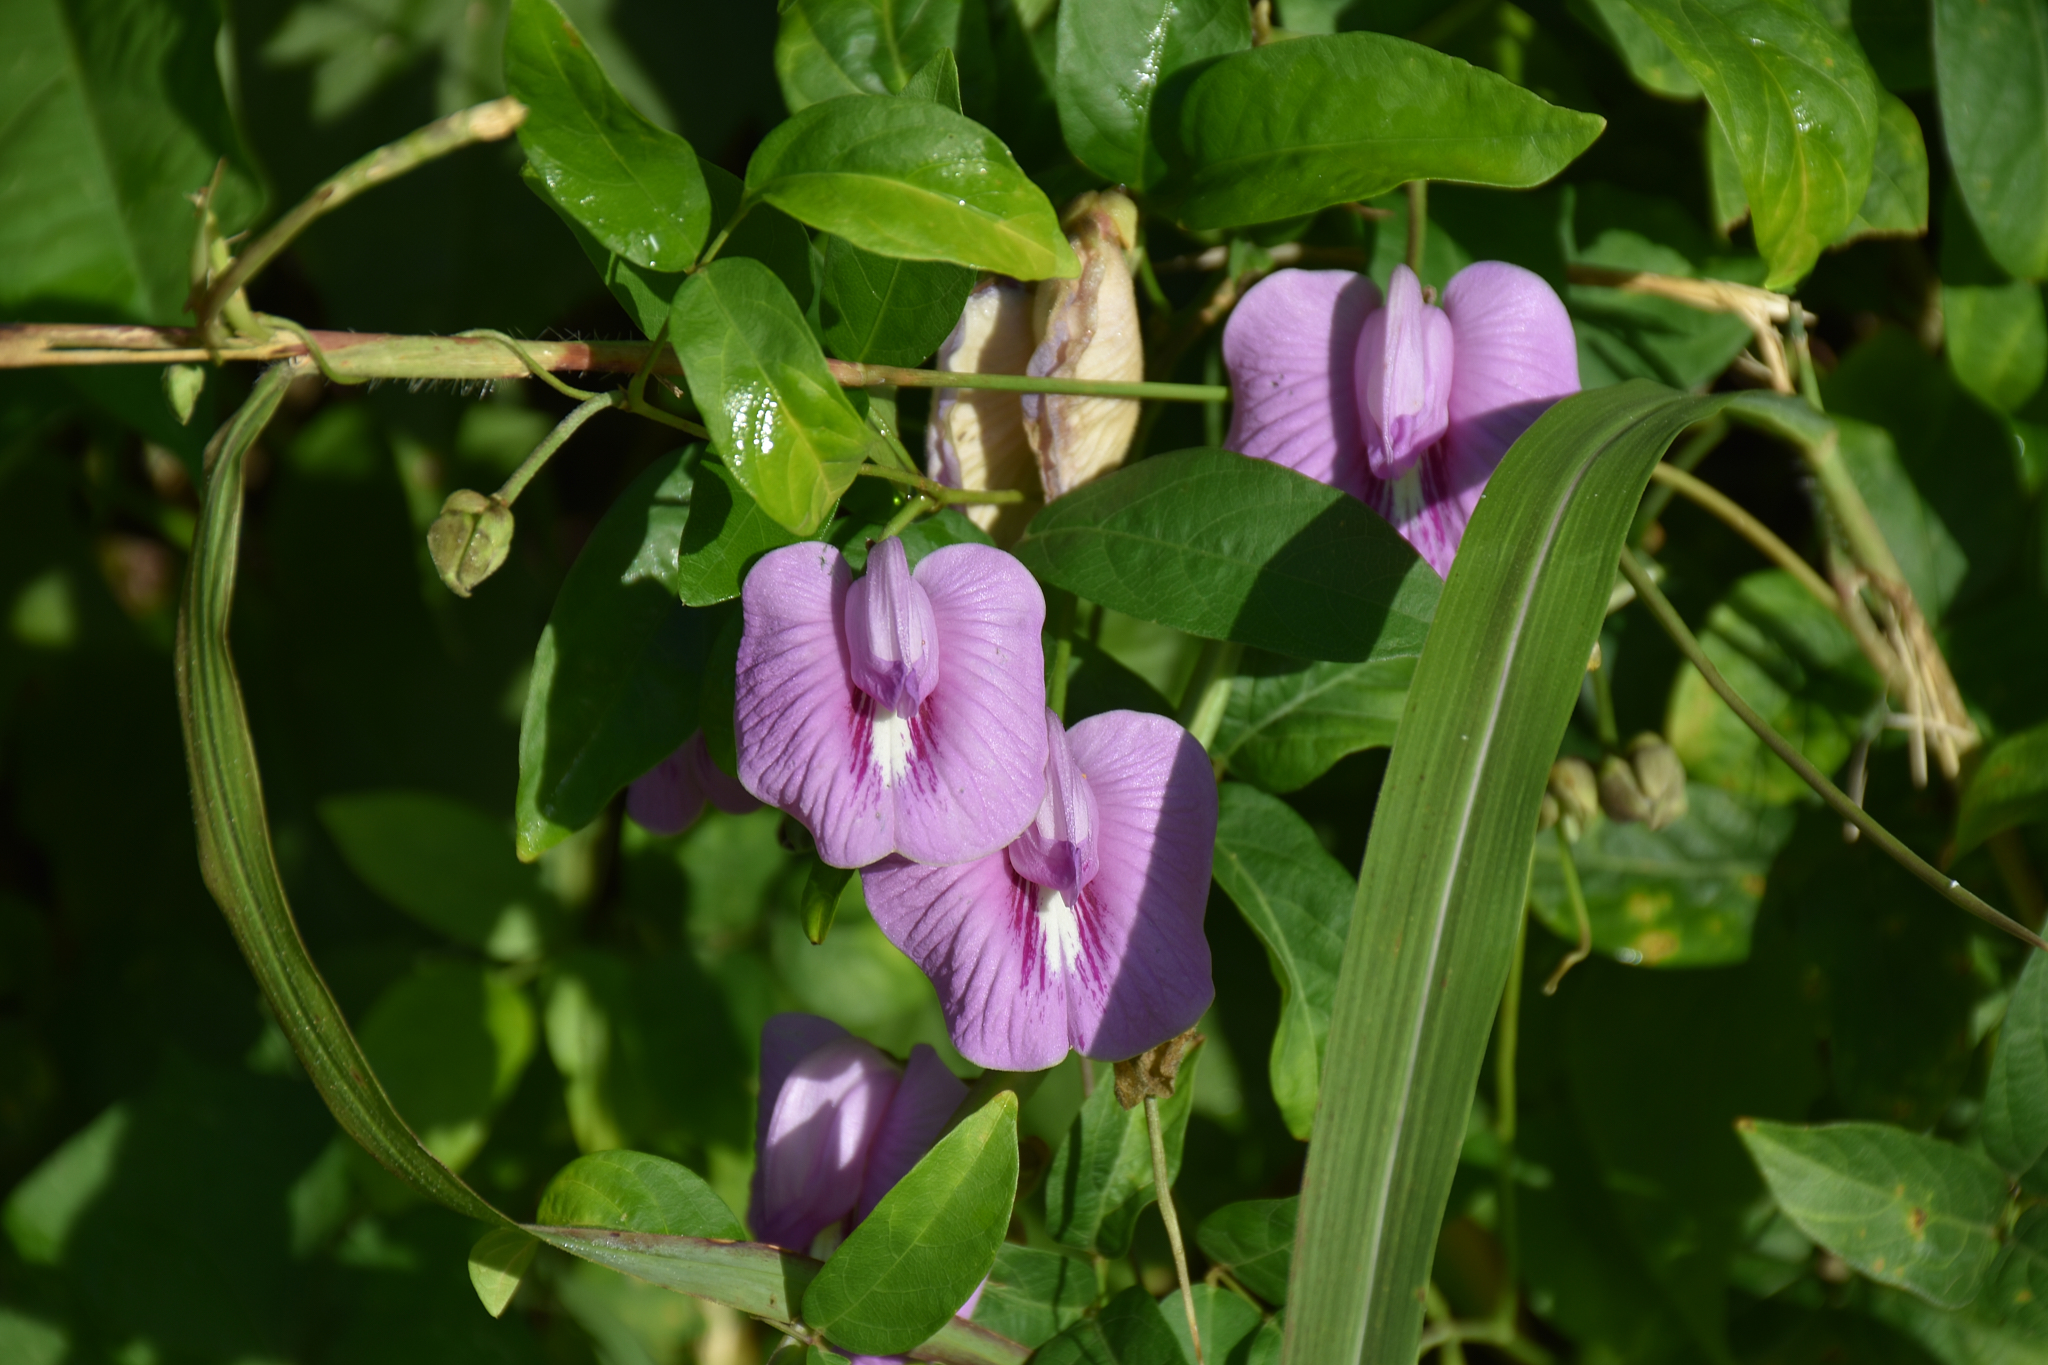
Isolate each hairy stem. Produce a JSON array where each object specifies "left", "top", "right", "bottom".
[
  {"left": 856, "top": 462, "right": 1024, "bottom": 505},
  {"left": 1146, "top": 1095, "right": 1204, "bottom": 1365},
  {"left": 1620, "top": 549, "right": 2046, "bottom": 953}
]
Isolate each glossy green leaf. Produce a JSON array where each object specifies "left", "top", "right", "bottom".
[
  {"left": 1045, "top": 1043, "right": 1204, "bottom": 1258},
  {"left": 357, "top": 961, "right": 535, "bottom": 1172},
  {"left": 1164, "top": 1285, "right": 1263, "bottom": 1365},
  {"left": 674, "top": 454, "right": 807, "bottom": 607},
  {"left": 801, "top": 1092, "right": 1019, "bottom": 1355},
  {"left": 673, "top": 257, "right": 885, "bottom": 535},
  {"left": 1625, "top": 0, "right": 1880, "bottom": 287},
  {"left": 1665, "top": 569, "right": 1879, "bottom": 806},
  {"left": 1528, "top": 782, "right": 1794, "bottom": 968},
  {"left": 1034, "top": 1286, "right": 1186, "bottom": 1365},
  {"left": 744, "top": 95, "right": 1076, "bottom": 280},
  {"left": 538, "top": 1150, "right": 745, "bottom": 1239},
  {"left": 1984, "top": 946, "right": 2048, "bottom": 1175},
  {"left": 971, "top": 1244, "right": 1097, "bottom": 1349},
  {"left": 527, "top": 160, "right": 812, "bottom": 341},
  {"left": 1211, "top": 784, "right": 1350, "bottom": 1139},
  {"left": 1196, "top": 1197, "right": 1297, "bottom": 1307},
  {"left": 1212, "top": 654, "right": 1414, "bottom": 793},
  {"left": 319, "top": 791, "right": 552, "bottom": 957},
  {"left": 0, "top": 0, "right": 261, "bottom": 322},
  {"left": 1161, "top": 33, "right": 1605, "bottom": 230},
  {"left": 505, "top": 0, "right": 710, "bottom": 272},
  {"left": 1738, "top": 1119, "right": 2008, "bottom": 1308},
  {"left": 1054, "top": 0, "right": 1251, "bottom": 189},
  {"left": 516, "top": 451, "right": 724, "bottom": 858},
  {"left": 1983, "top": 1207, "right": 2048, "bottom": 1334},
  {"left": 898, "top": 46, "right": 963, "bottom": 110},
  {"left": 1706, "top": 113, "right": 1750, "bottom": 234},
  {"left": 1012, "top": 450, "right": 1441, "bottom": 664},
  {"left": 1576, "top": 0, "right": 1703, "bottom": 97},
  {"left": 1837, "top": 94, "right": 1930, "bottom": 244},
  {"left": 1957, "top": 723, "right": 2048, "bottom": 857},
  {"left": 468, "top": 1226, "right": 539, "bottom": 1318},
  {"left": 1287, "top": 381, "right": 1728, "bottom": 1363},
  {"left": 820, "top": 234, "right": 975, "bottom": 365},
  {"left": 775, "top": 0, "right": 989, "bottom": 113},
  {"left": 1934, "top": 0, "right": 2048, "bottom": 280}
]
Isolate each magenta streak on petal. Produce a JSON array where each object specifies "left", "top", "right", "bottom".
[
  {"left": 1005, "top": 709, "right": 1100, "bottom": 904},
  {"left": 844, "top": 537, "right": 939, "bottom": 718},
  {"left": 1357, "top": 264, "right": 1454, "bottom": 482}
]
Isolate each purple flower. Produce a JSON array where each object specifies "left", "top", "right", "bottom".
[
  {"left": 750, "top": 1014, "right": 968, "bottom": 1257},
  {"left": 1222, "top": 262, "right": 1579, "bottom": 576},
  {"left": 735, "top": 536, "right": 1049, "bottom": 869},
  {"left": 861, "top": 709, "right": 1216, "bottom": 1072},
  {"left": 624, "top": 732, "right": 760, "bottom": 836}
]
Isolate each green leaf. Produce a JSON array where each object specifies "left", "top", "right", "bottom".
[
  {"left": 1528, "top": 782, "right": 1794, "bottom": 968},
  {"left": 2, "top": 1104, "right": 128, "bottom": 1266},
  {"left": 801, "top": 1092, "right": 1019, "bottom": 1356},
  {"left": 674, "top": 453, "right": 807, "bottom": 607},
  {"left": 971, "top": 1244, "right": 1098, "bottom": 1349},
  {"left": 1212, "top": 653, "right": 1414, "bottom": 793},
  {"left": 672, "top": 257, "right": 885, "bottom": 535},
  {"left": 537, "top": 1150, "right": 746, "bottom": 1239},
  {"left": 176, "top": 363, "right": 509, "bottom": 1226},
  {"left": 515, "top": 451, "right": 724, "bottom": 858},
  {"left": 1934, "top": 0, "right": 2048, "bottom": 280},
  {"left": 1625, "top": 0, "right": 1880, "bottom": 287},
  {"left": 1984, "top": 948, "right": 2048, "bottom": 1176},
  {"left": 319, "top": 791, "right": 552, "bottom": 959},
  {"left": 357, "top": 960, "right": 536, "bottom": 1172},
  {"left": 1706, "top": 114, "right": 1750, "bottom": 234},
  {"left": 468, "top": 1226, "right": 539, "bottom": 1318},
  {"left": 1053, "top": 0, "right": 1251, "bottom": 189},
  {"left": 1211, "top": 784, "right": 1350, "bottom": 1139},
  {"left": 1045, "top": 1044, "right": 1204, "bottom": 1258},
  {"left": 1575, "top": 0, "right": 1704, "bottom": 97},
  {"left": 1034, "top": 1286, "right": 1187, "bottom": 1365},
  {"left": 0, "top": 0, "right": 262, "bottom": 322},
  {"left": 1160, "top": 33, "right": 1605, "bottom": 230},
  {"left": 898, "top": 46, "right": 963, "bottom": 110},
  {"left": 775, "top": 0, "right": 989, "bottom": 113},
  {"left": 1957, "top": 723, "right": 2048, "bottom": 857},
  {"left": 1738, "top": 1119, "right": 2009, "bottom": 1308},
  {"left": 505, "top": 0, "right": 710, "bottom": 272},
  {"left": 1983, "top": 1207, "right": 2048, "bottom": 1335},
  {"left": 1163, "top": 1285, "right": 1263, "bottom": 1365},
  {"left": 1837, "top": 93, "right": 1930, "bottom": 244},
  {"left": 1196, "top": 1197, "right": 1297, "bottom": 1307},
  {"left": 528, "top": 1225, "right": 822, "bottom": 1325},
  {"left": 1944, "top": 281, "right": 2048, "bottom": 415},
  {"left": 1665, "top": 569, "right": 1879, "bottom": 806},
  {"left": 1287, "top": 381, "right": 1729, "bottom": 1362},
  {"left": 526, "top": 159, "right": 812, "bottom": 341},
  {"left": 820, "top": 234, "right": 976, "bottom": 365},
  {"left": 744, "top": 95, "right": 1077, "bottom": 279},
  {"left": 1011, "top": 450, "right": 1441, "bottom": 664}
]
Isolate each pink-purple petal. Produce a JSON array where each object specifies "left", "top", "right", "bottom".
[
  {"left": 886, "top": 544, "right": 1049, "bottom": 866},
  {"left": 736, "top": 543, "right": 897, "bottom": 868},
  {"left": 1062, "top": 711, "right": 1216, "bottom": 1061},
  {"left": 853, "top": 1043, "right": 968, "bottom": 1225},
  {"left": 1222, "top": 270, "right": 1380, "bottom": 501},
  {"left": 845, "top": 537, "right": 941, "bottom": 716},
  {"left": 752, "top": 1034, "right": 902, "bottom": 1252},
  {"left": 1356, "top": 264, "right": 1454, "bottom": 481},
  {"left": 1005, "top": 708, "right": 1100, "bottom": 904}
]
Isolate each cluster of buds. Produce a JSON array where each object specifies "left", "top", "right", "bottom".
[
  {"left": 1540, "top": 732, "right": 1688, "bottom": 838},
  {"left": 927, "top": 190, "right": 1144, "bottom": 543}
]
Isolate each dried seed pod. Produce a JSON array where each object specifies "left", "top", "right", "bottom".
[
  {"left": 926, "top": 277, "right": 1037, "bottom": 541},
  {"left": 1022, "top": 190, "right": 1143, "bottom": 501}
]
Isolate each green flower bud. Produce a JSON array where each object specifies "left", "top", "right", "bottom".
[
  {"left": 162, "top": 364, "right": 206, "bottom": 426},
  {"left": 427, "top": 489, "right": 513, "bottom": 598},
  {"left": 1538, "top": 792, "right": 1561, "bottom": 833},
  {"left": 1599, "top": 733, "right": 1689, "bottom": 830},
  {"left": 1546, "top": 757, "right": 1600, "bottom": 840}
]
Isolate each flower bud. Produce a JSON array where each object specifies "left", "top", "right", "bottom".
[
  {"left": 427, "top": 489, "right": 513, "bottom": 598},
  {"left": 162, "top": 364, "right": 206, "bottom": 426},
  {"left": 1023, "top": 190, "right": 1144, "bottom": 502},
  {"left": 1599, "top": 733, "right": 1688, "bottom": 830},
  {"left": 928, "top": 278, "right": 1038, "bottom": 542},
  {"left": 1545, "top": 757, "right": 1600, "bottom": 841}
]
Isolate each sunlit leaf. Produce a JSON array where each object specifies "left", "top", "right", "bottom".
[
  {"left": 971, "top": 1244, "right": 1097, "bottom": 1349},
  {"left": 1212, "top": 654, "right": 1414, "bottom": 793},
  {"left": 538, "top": 1150, "right": 745, "bottom": 1239},
  {"left": 1053, "top": 0, "right": 1251, "bottom": 189},
  {"left": 1196, "top": 1197, "right": 1296, "bottom": 1307},
  {"left": 357, "top": 960, "right": 535, "bottom": 1171},
  {"left": 1046, "top": 1044, "right": 1203, "bottom": 1258}
]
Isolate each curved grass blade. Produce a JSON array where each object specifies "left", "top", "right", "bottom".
[{"left": 1282, "top": 379, "right": 1729, "bottom": 1364}]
